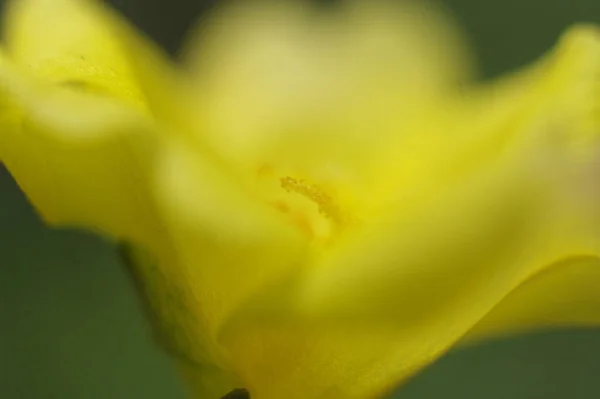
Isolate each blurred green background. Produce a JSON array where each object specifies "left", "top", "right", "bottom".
[{"left": 1, "top": 0, "right": 599, "bottom": 398}]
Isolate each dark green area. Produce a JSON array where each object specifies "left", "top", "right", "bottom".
[{"left": 1, "top": 0, "right": 599, "bottom": 398}]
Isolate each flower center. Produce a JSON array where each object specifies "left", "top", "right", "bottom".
[
  {"left": 256, "top": 164, "right": 352, "bottom": 241},
  {"left": 279, "top": 176, "right": 344, "bottom": 225}
]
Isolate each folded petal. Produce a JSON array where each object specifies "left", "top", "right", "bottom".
[
  {"left": 463, "top": 256, "right": 600, "bottom": 343},
  {"left": 151, "top": 136, "right": 308, "bottom": 343},
  {"left": 114, "top": 136, "right": 310, "bottom": 396},
  {"left": 3, "top": 0, "right": 146, "bottom": 107},
  {"left": 0, "top": 0, "right": 161, "bottom": 240},
  {"left": 459, "top": 27, "right": 600, "bottom": 343},
  {"left": 0, "top": 0, "right": 199, "bottom": 243},
  {"left": 0, "top": 58, "right": 162, "bottom": 246},
  {"left": 3, "top": 0, "right": 195, "bottom": 131}
]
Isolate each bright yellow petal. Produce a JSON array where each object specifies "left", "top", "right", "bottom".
[
  {"left": 3, "top": 0, "right": 194, "bottom": 132},
  {"left": 0, "top": 0, "right": 198, "bottom": 243},
  {"left": 0, "top": 57, "right": 161, "bottom": 246},
  {"left": 3, "top": 0, "right": 145, "bottom": 108},
  {"left": 0, "top": 0, "right": 162, "bottom": 241}
]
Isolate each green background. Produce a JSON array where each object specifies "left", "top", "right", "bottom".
[{"left": 1, "top": 0, "right": 599, "bottom": 398}]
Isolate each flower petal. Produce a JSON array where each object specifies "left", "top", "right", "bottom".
[
  {"left": 0, "top": 0, "right": 200, "bottom": 244},
  {"left": 116, "top": 136, "right": 309, "bottom": 395},
  {"left": 3, "top": 0, "right": 195, "bottom": 133},
  {"left": 119, "top": 243, "right": 246, "bottom": 399},
  {"left": 220, "top": 323, "right": 456, "bottom": 399},
  {"left": 183, "top": 0, "right": 474, "bottom": 206},
  {"left": 463, "top": 256, "right": 600, "bottom": 343},
  {"left": 3, "top": 0, "right": 146, "bottom": 108},
  {"left": 0, "top": 57, "right": 162, "bottom": 246}
]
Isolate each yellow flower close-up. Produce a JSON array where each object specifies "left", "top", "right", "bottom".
[{"left": 0, "top": 0, "right": 599, "bottom": 398}]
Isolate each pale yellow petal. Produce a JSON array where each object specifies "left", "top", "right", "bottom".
[{"left": 183, "top": 0, "right": 474, "bottom": 210}]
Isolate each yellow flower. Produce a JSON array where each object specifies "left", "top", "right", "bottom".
[{"left": 0, "top": 0, "right": 599, "bottom": 398}]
